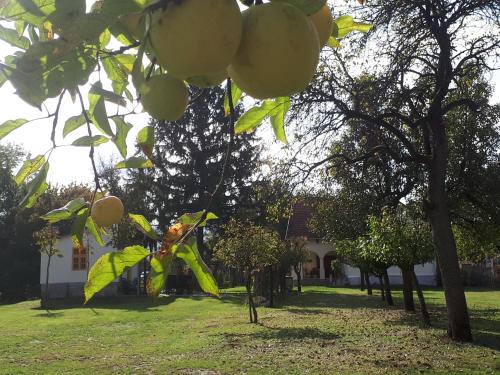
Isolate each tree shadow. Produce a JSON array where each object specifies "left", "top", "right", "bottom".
[
  {"left": 275, "top": 288, "right": 389, "bottom": 310},
  {"left": 29, "top": 292, "right": 246, "bottom": 313},
  {"left": 286, "top": 307, "right": 330, "bottom": 315},
  {"left": 34, "top": 311, "right": 64, "bottom": 318},
  {"left": 384, "top": 304, "right": 500, "bottom": 351},
  {"left": 223, "top": 325, "right": 341, "bottom": 344}
]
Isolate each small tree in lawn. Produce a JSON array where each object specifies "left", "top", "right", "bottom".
[
  {"left": 33, "top": 225, "right": 61, "bottom": 308},
  {"left": 336, "top": 238, "right": 374, "bottom": 295},
  {"left": 214, "top": 219, "right": 284, "bottom": 323},
  {"left": 367, "top": 207, "right": 434, "bottom": 325},
  {"left": 286, "top": 237, "right": 308, "bottom": 292}
]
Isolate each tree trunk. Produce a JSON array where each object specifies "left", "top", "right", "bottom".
[
  {"left": 365, "top": 272, "right": 372, "bottom": 295},
  {"left": 427, "top": 123, "right": 472, "bottom": 341},
  {"left": 360, "top": 270, "right": 365, "bottom": 291},
  {"left": 280, "top": 270, "right": 287, "bottom": 296},
  {"left": 245, "top": 276, "right": 256, "bottom": 323},
  {"left": 412, "top": 270, "right": 431, "bottom": 326},
  {"left": 294, "top": 265, "right": 302, "bottom": 292},
  {"left": 143, "top": 260, "right": 148, "bottom": 295},
  {"left": 402, "top": 267, "right": 415, "bottom": 311},
  {"left": 250, "top": 293, "right": 258, "bottom": 323},
  {"left": 382, "top": 270, "right": 394, "bottom": 306},
  {"left": 269, "top": 266, "right": 274, "bottom": 308},
  {"left": 43, "top": 255, "right": 51, "bottom": 308},
  {"left": 379, "top": 276, "right": 385, "bottom": 301}
]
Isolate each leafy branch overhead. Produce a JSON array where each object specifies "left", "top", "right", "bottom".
[
  {"left": 0, "top": 0, "right": 371, "bottom": 305},
  {"left": 84, "top": 214, "right": 219, "bottom": 303}
]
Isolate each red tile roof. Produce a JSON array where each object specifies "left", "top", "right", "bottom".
[{"left": 285, "top": 202, "right": 316, "bottom": 239}]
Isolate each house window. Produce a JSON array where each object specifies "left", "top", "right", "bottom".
[{"left": 72, "top": 245, "right": 87, "bottom": 271}]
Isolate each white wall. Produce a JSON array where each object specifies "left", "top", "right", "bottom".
[
  {"left": 292, "top": 240, "right": 437, "bottom": 286},
  {"left": 40, "top": 235, "right": 138, "bottom": 285},
  {"left": 305, "top": 240, "right": 334, "bottom": 258}
]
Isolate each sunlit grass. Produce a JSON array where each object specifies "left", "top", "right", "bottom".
[{"left": 0, "top": 286, "right": 498, "bottom": 374}]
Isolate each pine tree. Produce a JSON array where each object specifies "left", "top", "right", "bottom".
[{"left": 130, "top": 86, "right": 259, "bottom": 254}]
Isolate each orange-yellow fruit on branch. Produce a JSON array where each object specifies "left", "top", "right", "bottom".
[
  {"left": 141, "top": 74, "right": 188, "bottom": 121},
  {"left": 149, "top": 0, "right": 242, "bottom": 80},
  {"left": 91, "top": 196, "right": 124, "bottom": 227},
  {"left": 159, "top": 222, "right": 191, "bottom": 256},
  {"left": 187, "top": 70, "right": 228, "bottom": 88},
  {"left": 309, "top": 4, "right": 333, "bottom": 47},
  {"left": 228, "top": 2, "right": 320, "bottom": 99}
]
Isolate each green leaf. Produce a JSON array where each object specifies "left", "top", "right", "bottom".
[
  {"left": 115, "top": 156, "right": 153, "bottom": 169},
  {"left": 14, "top": 154, "right": 45, "bottom": 185},
  {"left": 333, "top": 16, "right": 373, "bottom": 39},
  {"left": 71, "top": 207, "right": 88, "bottom": 246},
  {"left": 91, "top": 0, "right": 151, "bottom": 17},
  {"left": 114, "top": 54, "right": 135, "bottom": 74},
  {"left": 86, "top": 216, "right": 105, "bottom": 247},
  {"left": 0, "top": 0, "right": 57, "bottom": 27},
  {"left": 224, "top": 81, "right": 242, "bottom": 117},
  {"left": 270, "top": 0, "right": 326, "bottom": 15},
  {"left": 53, "top": 13, "right": 109, "bottom": 44},
  {"left": 177, "top": 212, "right": 218, "bottom": 227},
  {"left": 102, "top": 55, "right": 129, "bottom": 95},
  {"left": 88, "top": 83, "right": 114, "bottom": 137},
  {"left": 129, "top": 213, "right": 159, "bottom": 240},
  {"left": 327, "top": 36, "right": 341, "bottom": 49},
  {"left": 72, "top": 135, "right": 109, "bottom": 147},
  {"left": 15, "top": 21, "right": 27, "bottom": 37},
  {"left": 112, "top": 116, "right": 133, "bottom": 158},
  {"left": 131, "top": 43, "right": 146, "bottom": 93},
  {"left": 0, "top": 65, "right": 12, "bottom": 89},
  {"left": 174, "top": 239, "right": 219, "bottom": 297},
  {"left": 89, "top": 84, "right": 126, "bottom": 107},
  {"left": 9, "top": 40, "right": 97, "bottom": 107},
  {"left": 99, "top": 28, "right": 111, "bottom": 48},
  {"left": 84, "top": 245, "right": 150, "bottom": 303},
  {"left": 0, "top": 24, "right": 30, "bottom": 49},
  {"left": 269, "top": 97, "right": 290, "bottom": 144},
  {"left": 19, "top": 162, "right": 49, "bottom": 208},
  {"left": 137, "top": 125, "right": 154, "bottom": 159},
  {"left": 235, "top": 100, "right": 278, "bottom": 134},
  {"left": 41, "top": 197, "right": 87, "bottom": 223},
  {"left": 63, "top": 114, "right": 87, "bottom": 138},
  {"left": 148, "top": 253, "right": 174, "bottom": 298},
  {"left": 0, "top": 119, "right": 28, "bottom": 140}
]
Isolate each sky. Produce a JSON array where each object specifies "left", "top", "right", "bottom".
[{"left": 0, "top": 1, "right": 499, "bottom": 187}]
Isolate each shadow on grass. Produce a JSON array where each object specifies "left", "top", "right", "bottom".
[
  {"left": 26, "top": 286, "right": 500, "bottom": 351},
  {"left": 30, "top": 292, "right": 247, "bottom": 314},
  {"left": 224, "top": 325, "right": 341, "bottom": 344},
  {"left": 34, "top": 311, "right": 64, "bottom": 318},
  {"left": 278, "top": 287, "right": 500, "bottom": 351},
  {"left": 384, "top": 303, "right": 500, "bottom": 350},
  {"left": 276, "top": 289, "right": 388, "bottom": 310}
]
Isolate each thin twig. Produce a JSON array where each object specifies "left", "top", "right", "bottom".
[
  {"left": 188, "top": 88, "right": 206, "bottom": 106},
  {"left": 105, "top": 41, "right": 141, "bottom": 56},
  {"left": 76, "top": 87, "right": 102, "bottom": 196},
  {"left": 173, "top": 78, "right": 236, "bottom": 247},
  {"left": 51, "top": 90, "right": 66, "bottom": 148},
  {"left": 145, "top": 58, "right": 157, "bottom": 80}
]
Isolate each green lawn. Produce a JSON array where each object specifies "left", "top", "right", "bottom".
[{"left": 0, "top": 286, "right": 498, "bottom": 374}]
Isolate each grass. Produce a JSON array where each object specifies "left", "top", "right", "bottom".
[{"left": 0, "top": 286, "right": 498, "bottom": 374}]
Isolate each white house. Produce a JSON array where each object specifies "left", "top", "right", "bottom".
[
  {"left": 40, "top": 235, "right": 141, "bottom": 299},
  {"left": 285, "top": 202, "right": 438, "bottom": 286}
]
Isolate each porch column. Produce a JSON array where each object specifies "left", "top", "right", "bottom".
[{"left": 319, "top": 256, "right": 325, "bottom": 279}]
